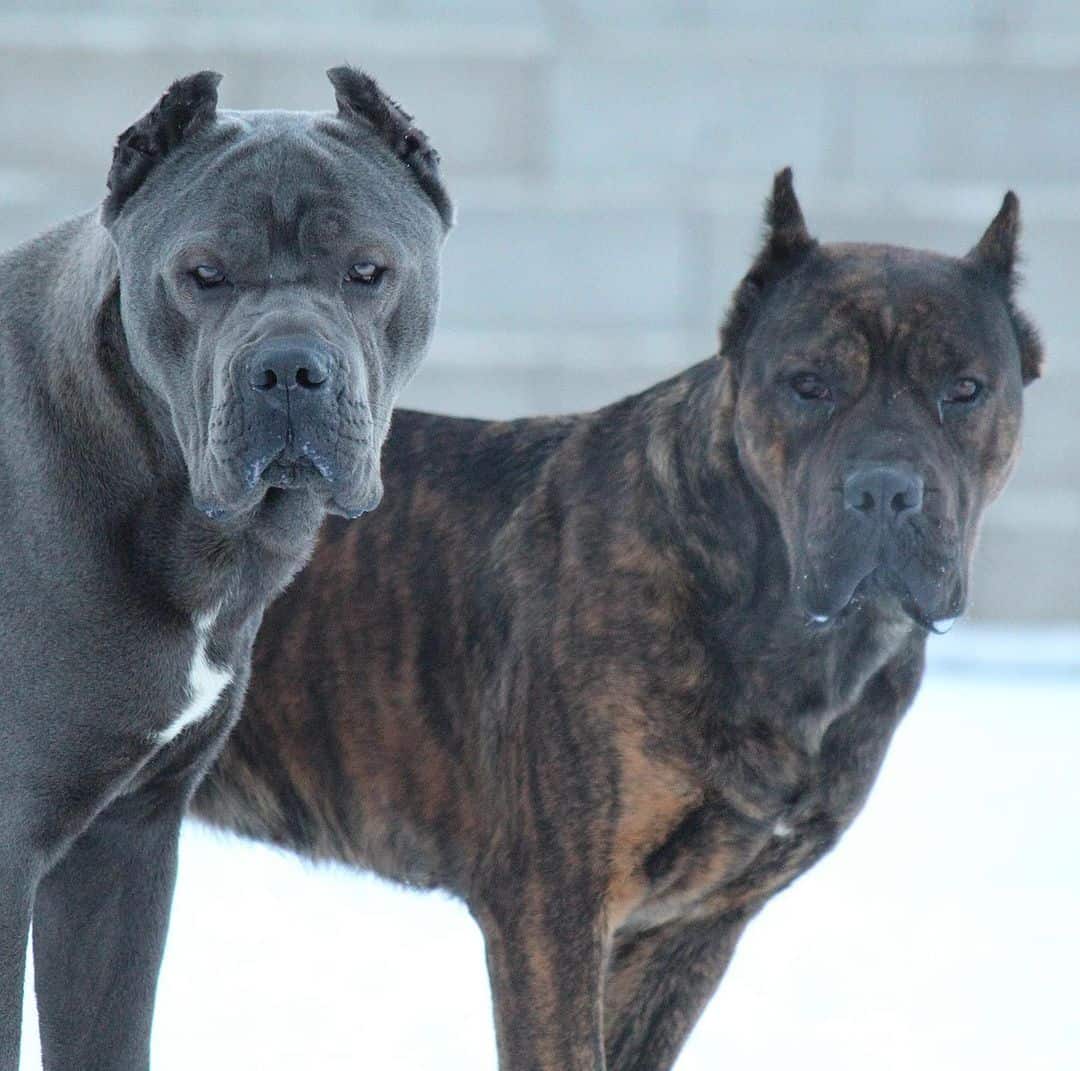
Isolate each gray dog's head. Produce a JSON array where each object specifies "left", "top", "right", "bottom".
[{"left": 101, "top": 68, "right": 452, "bottom": 520}]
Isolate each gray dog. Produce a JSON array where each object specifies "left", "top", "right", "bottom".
[{"left": 0, "top": 68, "right": 450, "bottom": 1069}]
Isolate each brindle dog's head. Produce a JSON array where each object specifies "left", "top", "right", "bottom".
[
  {"left": 722, "top": 169, "right": 1042, "bottom": 631},
  {"left": 102, "top": 69, "right": 452, "bottom": 520}
]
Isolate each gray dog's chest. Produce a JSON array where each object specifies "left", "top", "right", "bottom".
[
  {"left": 155, "top": 606, "right": 236, "bottom": 746},
  {"left": 1, "top": 583, "right": 236, "bottom": 741}
]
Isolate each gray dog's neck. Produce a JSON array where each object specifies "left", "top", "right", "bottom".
[
  {"left": 1, "top": 212, "right": 322, "bottom": 621},
  {"left": 10, "top": 214, "right": 168, "bottom": 483}
]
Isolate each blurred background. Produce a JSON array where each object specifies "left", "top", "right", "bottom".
[
  {"left": 1, "top": 0, "right": 1078, "bottom": 619},
  {"left": 5, "top": 3, "right": 1078, "bottom": 1069}
]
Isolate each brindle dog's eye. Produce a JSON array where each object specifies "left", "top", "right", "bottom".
[
  {"left": 789, "top": 372, "right": 833, "bottom": 403},
  {"left": 943, "top": 377, "right": 982, "bottom": 405},
  {"left": 191, "top": 265, "right": 227, "bottom": 289},
  {"left": 346, "top": 262, "right": 386, "bottom": 286}
]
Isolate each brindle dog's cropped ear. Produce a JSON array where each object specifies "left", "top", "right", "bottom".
[
  {"left": 967, "top": 191, "right": 1020, "bottom": 284},
  {"left": 327, "top": 66, "right": 454, "bottom": 231},
  {"left": 720, "top": 167, "right": 817, "bottom": 365},
  {"left": 102, "top": 71, "right": 221, "bottom": 226},
  {"left": 966, "top": 192, "right": 1044, "bottom": 384}
]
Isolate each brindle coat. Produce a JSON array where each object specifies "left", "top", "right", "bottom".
[{"left": 194, "top": 172, "right": 1042, "bottom": 1070}]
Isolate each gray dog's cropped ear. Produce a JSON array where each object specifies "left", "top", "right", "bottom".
[
  {"left": 102, "top": 71, "right": 221, "bottom": 226},
  {"left": 966, "top": 192, "right": 1044, "bottom": 384},
  {"left": 327, "top": 65, "right": 454, "bottom": 230},
  {"left": 720, "top": 167, "right": 817, "bottom": 363}
]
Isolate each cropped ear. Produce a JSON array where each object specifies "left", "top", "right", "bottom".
[
  {"left": 720, "top": 167, "right": 817, "bottom": 363},
  {"left": 327, "top": 66, "right": 454, "bottom": 231},
  {"left": 966, "top": 192, "right": 1044, "bottom": 384},
  {"left": 966, "top": 191, "right": 1019, "bottom": 287},
  {"left": 102, "top": 71, "right": 221, "bottom": 226}
]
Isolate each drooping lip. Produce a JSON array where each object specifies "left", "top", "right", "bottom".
[
  {"left": 244, "top": 441, "right": 336, "bottom": 492},
  {"left": 194, "top": 452, "right": 330, "bottom": 522},
  {"left": 258, "top": 455, "right": 327, "bottom": 490},
  {"left": 802, "top": 566, "right": 963, "bottom": 633}
]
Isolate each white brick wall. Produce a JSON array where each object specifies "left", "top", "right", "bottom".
[{"left": 1, "top": 0, "right": 1076, "bottom": 619}]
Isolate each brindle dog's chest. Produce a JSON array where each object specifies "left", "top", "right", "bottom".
[
  {"left": 644, "top": 787, "right": 844, "bottom": 929},
  {"left": 615, "top": 749, "right": 846, "bottom": 936},
  {"left": 611, "top": 628, "right": 920, "bottom": 937}
]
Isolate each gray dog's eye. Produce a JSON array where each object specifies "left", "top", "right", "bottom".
[
  {"left": 346, "top": 262, "right": 386, "bottom": 286},
  {"left": 191, "top": 264, "right": 227, "bottom": 288}
]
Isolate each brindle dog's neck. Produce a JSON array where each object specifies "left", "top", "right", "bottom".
[{"left": 614, "top": 357, "right": 926, "bottom": 745}]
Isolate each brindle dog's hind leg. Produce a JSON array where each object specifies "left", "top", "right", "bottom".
[
  {"left": 603, "top": 910, "right": 749, "bottom": 1071},
  {"left": 31, "top": 789, "right": 187, "bottom": 1071},
  {"left": 476, "top": 892, "right": 608, "bottom": 1071}
]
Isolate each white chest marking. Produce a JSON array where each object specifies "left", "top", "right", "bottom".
[{"left": 158, "top": 608, "right": 233, "bottom": 745}]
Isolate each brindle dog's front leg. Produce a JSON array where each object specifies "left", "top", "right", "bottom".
[
  {"left": 476, "top": 885, "right": 608, "bottom": 1071},
  {"left": 603, "top": 910, "right": 749, "bottom": 1071}
]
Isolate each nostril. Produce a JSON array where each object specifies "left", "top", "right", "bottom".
[
  {"left": 251, "top": 368, "right": 278, "bottom": 391},
  {"left": 295, "top": 366, "right": 327, "bottom": 390},
  {"left": 891, "top": 481, "right": 924, "bottom": 515},
  {"left": 855, "top": 490, "right": 876, "bottom": 513},
  {"left": 247, "top": 338, "right": 332, "bottom": 395}
]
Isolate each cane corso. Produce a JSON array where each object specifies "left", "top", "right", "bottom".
[
  {"left": 0, "top": 67, "right": 450, "bottom": 1070},
  {"left": 194, "top": 171, "right": 1041, "bottom": 1071}
]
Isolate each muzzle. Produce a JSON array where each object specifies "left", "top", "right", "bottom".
[{"left": 239, "top": 334, "right": 340, "bottom": 489}]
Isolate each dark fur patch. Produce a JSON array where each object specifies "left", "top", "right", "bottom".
[
  {"left": 719, "top": 167, "right": 818, "bottom": 364},
  {"left": 102, "top": 70, "right": 221, "bottom": 225},
  {"left": 965, "top": 191, "right": 1044, "bottom": 383},
  {"left": 327, "top": 65, "right": 454, "bottom": 230}
]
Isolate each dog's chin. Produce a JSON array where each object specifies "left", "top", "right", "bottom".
[
  {"left": 193, "top": 459, "right": 325, "bottom": 524},
  {"left": 195, "top": 456, "right": 383, "bottom": 524},
  {"left": 799, "top": 564, "right": 965, "bottom": 634}
]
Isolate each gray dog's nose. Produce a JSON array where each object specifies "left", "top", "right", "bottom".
[
  {"left": 247, "top": 336, "right": 330, "bottom": 395},
  {"left": 843, "top": 465, "right": 924, "bottom": 523}
]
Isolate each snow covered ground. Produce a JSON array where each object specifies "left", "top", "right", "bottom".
[{"left": 20, "top": 627, "right": 1080, "bottom": 1070}]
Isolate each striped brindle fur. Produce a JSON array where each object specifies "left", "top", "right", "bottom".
[{"left": 193, "top": 171, "right": 1041, "bottom": 1071}]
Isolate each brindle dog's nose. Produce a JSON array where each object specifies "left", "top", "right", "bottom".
[
  {"left": 247, "top": 336, "right": 330, "bottom": 402},
  {"left": 843, "top": 465, "right": 924, "bottom": 524}
]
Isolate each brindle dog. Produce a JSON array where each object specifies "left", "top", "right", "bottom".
[{"left": 194, "top": 171, "right": 1041, "bottom": 1070}]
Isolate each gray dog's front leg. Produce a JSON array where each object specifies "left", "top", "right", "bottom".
[
  {"left": 31, "top": 790, "right": 186, "bottom": 1071},
  {"left": 0, "top": 853, "right": 35, "bottom": 1071}
]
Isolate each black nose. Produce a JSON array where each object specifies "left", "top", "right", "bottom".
[
  {"left": 843, "top": 465, "right": 924, "bottom": 523},
  {"left": 247, "top": 335, "right": 330, "bottom": 394}
]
